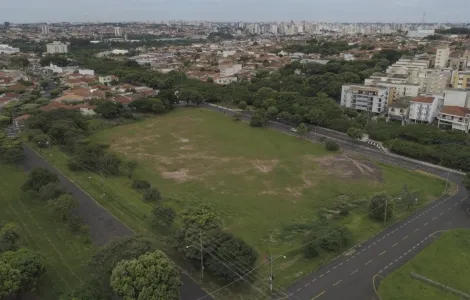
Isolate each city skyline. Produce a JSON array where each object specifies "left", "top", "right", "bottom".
[{"left": 1, "top": 0, "right": 470, "bottom": 24}]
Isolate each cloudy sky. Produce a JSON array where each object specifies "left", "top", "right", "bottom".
[{"left": 1, "top": 0, "right": 469, "bottom": 23}]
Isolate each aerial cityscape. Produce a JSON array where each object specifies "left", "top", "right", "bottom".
[{"left": 0, "top": 2, "right": 470, "bottom": 300}]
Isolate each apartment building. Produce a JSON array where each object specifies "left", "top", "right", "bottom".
[
  {"left": 451, "top": 71, "right": 470, "bottom": 89},
  {"left": 423, "top": 69, "right": 451, "bottom": 95},
  {"left": 387, "top": 96, "right": 410, "bottom": 123},
  {"left": 437, "top": 106, "right": 470, "bottom": 132},
  {"left": 443, "top": 89, "right": 470, "bottom": 108},
  {"left": 435, "top": 45, "right": 450, "bottom": 68},
  {"left": 46, "top": 41, "right": 68, "bottom": 54},
  {"left": 340, "top": 84, "right": 394, "bottom": 114},
  {"left": 386, "top": 56, "right": 430, "bottom": 76},
  {"left": 408, "top": 95, "right": 441, "bottom": 124}
]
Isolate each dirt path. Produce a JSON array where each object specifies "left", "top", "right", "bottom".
[{"left": 22, "top": 146, "right": 211, "bottom": 300}]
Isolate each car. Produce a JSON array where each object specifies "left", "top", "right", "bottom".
[{"left": 290, "top": 128, "right": 298, "bottom": 133}]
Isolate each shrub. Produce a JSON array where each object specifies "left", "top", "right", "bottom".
[
  {"left": 131, "top": 180, "right": 150, "bottom": 190},
  {"left": 152, "top": 205, "right": 176, "bottom": 227},
  {"left": 143, "top": 188, "right": 161, "bottom": 202},
  {"left": 339, "top": 208, "right": 349, "bottom": 216},
  {"left": 303, "top": 243, "right": 319, "bottom": 258},
  {"left": 325, "top": 141, "right": 339, "bottom": 151}
]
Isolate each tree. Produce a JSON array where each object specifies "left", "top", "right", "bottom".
[
  {"left": 39, "top": 80, "right": 49, "bottom": 90},
  {"left": 0, "top": 224, "right": 20, "bottom": 253},
  {"left": 0, "top": 261, "right": 21, "bottom": 298},
  {"left": 131, "top": 180, "right": 151, "bottom": 190},
  {"left": 37, "top": 182, "right": 65, "bottom": 202},
  {"left": 47, "top": 194, "right": 78, "bottom": 221},
  {"left": 49, "top": 89, "right": 60, "bottom": 98},
  {"left": 296, "top": 123, "right": 308, "bottom": 137},
  {"left": 347, "top": 127, "right": 363, "bottom": 140},
  {"left": 249, "top": 113, "right": 266, "bottom": 127},
  {"left": 0, "top": 248, "right": 46, "bottom": 292},
  {"left": 237, "top": 101, "right": 247, "bottom": 110},
  {"left": 369, "top": 193, "right": 394, "bottom": 221},
  {"left": 110, "top": 251, "right": 181, "bottom": 300},
  {"left": 95, "top": 101, "right": 126, "bottom": 119},
  {"left": 152, "top": 205, "right": 176, "bottom": 227},
  {"left": 265, "top": 106, "right": 279, "bottom": 120},
  {"left": 325, "top": 141, "right": 339, "bottom": 152},
  {"left": 143, "top": 188, "right": 161, "bottom": 202},
  {"left": 277, "top": 111, "right": 291, "bottom": 121},
  {"left": 22, "top": 168, "right": 59, "bottom": 192},
  {"left": 123, "top": 160, "right": 138, "bottom": 178},
  {"left": 232, "top": 112, "right": 242, "bottom": 122},
  {"left": 289, "top": 114, "right": 302, "bottom": 126}
]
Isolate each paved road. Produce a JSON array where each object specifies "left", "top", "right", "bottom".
[
  {"left": 21, "top": 145, "right": 210, "bottom": 300},
  {"left": 201, "top": 103, "right": 470, "bottom": 300}
]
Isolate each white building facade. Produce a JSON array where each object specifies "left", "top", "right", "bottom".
[
  {"left": 341, "top": 85, "right": 393, "bottom": 114},
  {"left": 435, "top": 45, "right": 450, "bottom": 68},
  {"left": 46, "top": 41, "right": 68, "bottom": 54},
  {"left": 408, "top": 95, "right": 441, "bottom": 123}
]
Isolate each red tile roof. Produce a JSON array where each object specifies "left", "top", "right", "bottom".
[
  {"left": 440, "top": 105, "right": 470, "bottom": 117},
  {"left": 114, "top": 95, "right": 133, "bottom": 104},
  {"left": 411, "top": 96, "right": 434, "bottom": 104}
]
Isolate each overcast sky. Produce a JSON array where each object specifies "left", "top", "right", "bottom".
[{"left": 1, "top": 0, "right": 469, "bottom": 23}]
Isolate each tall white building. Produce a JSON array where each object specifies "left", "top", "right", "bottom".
[
  {"left": 0, "top": 44, "right": 20, "bottom": 54},
  {"left": 408, "top": 95, "right": 441, "bottom": 124},
  {"left": 114, "top": 27, "right": 122, "bottom": 36},
  {"left": 46, "top": 41, "right": 68, "bottom": 54},
  {"left": 435, "top": 45, "right": 450, "bottom": 68},
  {"left": 41, "top": 24, "right": 49, "bottom": 35},
  {"left": 340, "top": 84, "right": 394, "bottom": 114}
]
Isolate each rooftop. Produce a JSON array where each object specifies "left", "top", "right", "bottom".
[
  {"left": 410, "top": 96, "right": 434, "bottom": 104},
  {"left": 440, "top": 105, "right": 470, "bottom": 117}
]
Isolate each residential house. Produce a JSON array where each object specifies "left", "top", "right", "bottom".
[
  {"left": 98, "top": 75, "right": 118, "bottom": 85},
  {"left": 340, "top": 84, "right": 395, "bottom": 114},
  {"left": 215, "top": 76, "right": 238, "bottom": 85},
  {"left": 437, "top": 106, "right": 470, "bottom": 132},
  {"left": 387, "top": 96, "right": 411, "bottom": 123}
]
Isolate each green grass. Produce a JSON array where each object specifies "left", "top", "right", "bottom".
[
  {"left": 37, "top": 108, "right": 447, "bottom": 296},
  {"left": 379, "top": 229, "right": 470, "bottom": 300},
  {"left": 0, "top": 164, "right": 94, "bottom": 299}
]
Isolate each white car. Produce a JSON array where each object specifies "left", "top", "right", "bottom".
[{"left": 290, "top": 128, "right": 298, "bottom": 133}]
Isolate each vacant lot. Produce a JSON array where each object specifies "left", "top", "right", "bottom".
[
  {"left": 0, "top": 164, "right": 94, "bottom": 299},
  {"left": 380, "top": 229, "right": 470, "bottom": 300},
  {"left": 42, "top": 108, "right": 446, "bottom": 292}
]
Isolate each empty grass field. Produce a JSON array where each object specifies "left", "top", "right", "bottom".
[
  {"left": 379, "top": 229, "right": 470, "bottom": 300},
  {"left": 0, "top": 164, "right": 94, "bottom": 299},
  {"left": 39, "top": 107, "right": 446, "bottom": 294}
]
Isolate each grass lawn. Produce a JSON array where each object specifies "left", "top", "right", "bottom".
[
  {"left": 0, "top": 164, "right": 95, "bottom": 299},
  {"left": 379, "top": 229, "right": 470, "bottom": 300},
  {"left": 38, "top": 107, "right": 446, "bottom": 296}
]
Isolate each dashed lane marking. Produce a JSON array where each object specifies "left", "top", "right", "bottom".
[
  {"left": 424, "top": 222, "right": 428, "bottom": 226},
  {"left": 366, "top": 260, "right": 372, "bottom": 265},
  {"left": 333, "top": 280, "right": 342, "bottom": 287},
  {"left": 415, "top": 228, "right": 420, "bottom": 232},
  {"left": 297, "top": 288, "right": 302, "bottom": 292},
  {"left": 312, "top": 278, "right": 317, "bottom": 283},
  {"left": 432, "top": 217, "right": 436, "bottom": 220},
  {"left": 350, "top": 270, "right": 359, "bottom": 275},
  {"left": 379, "top": 251, "right": 387, "bottom": 256},
  {"left": 403, "top": 236, "right": 408, "bottom": 240},
  {"left": 392, "top": 243, "right": 398, "bottom": 247},
  {"left": 311, "top": 291, "right": 325, "bottom": 300},
  {"left": 320, "top": 274, "right": 324, "bottom": 278},
  {"left": 305, "top": 283, "right": 310, "bottom": 287}
]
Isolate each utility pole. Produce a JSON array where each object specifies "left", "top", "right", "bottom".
[
  {"left": 199, "top": 230, "right": 204, "bottom": 281},
  {"left": 269, "top": 255, "right": 273, "bottom": 292},
  {"left": 444, "top": 171, "right": 450, "bottom": 195},
  {"left": 384, "top": 199, "right": 388, "bottom": 226}
]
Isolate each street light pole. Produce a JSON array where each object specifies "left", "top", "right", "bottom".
[
  {"left": 444, "top": 171, "right": 450, "bottom": 195},
  {"left": 186, "top": 230, "right": 204, "bottom": 282},
  {"left": 269, "top": 254, "right": 286, "bottom": 293}
]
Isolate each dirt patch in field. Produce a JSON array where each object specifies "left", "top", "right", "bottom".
[
  {"left": 251, "top": 160, "right": 279, "bottom": 173},
  {"left": 161, "top": 169, "right": 194, "bottom": 182},
  {"left": 305, "top": 154, "right": 382, "bottom": 181}
]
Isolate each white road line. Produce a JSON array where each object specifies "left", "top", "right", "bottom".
[
  {"left": 339, "top": 263, "right": 343, "bottom": 266},
  {"left": 379, "top": 251, "right": 386, "bottom": 256},
  {"left": 312, "top": 278, "right": 317, "bottom": 283},
  {"left": 440, "top": 212, "right": 443, "bottom": 216},
  {"left": 448, "top": 208, "right": 452, "bottom": 211},
  {"left": 379, "top": 270, "right": 383, "bottom": 274},
  {"left": 415, "top": 228, "right": 420, "bottom": 232},
  {"left": 389, "top": 262, "right": 393, "bottom": 266},
  {"left": 305, "top": 283, "right": 310, "bottom": 287},
  {"left": 333, "top": 280, "right": 342, "bottom": 286},
  {"left": 403, "top": 236, "right": 408, "bottom": 240},
  {"left": 350, "top": 270, "right": 358, "bottom": 275},
  {"left": 320, "top": 274, "right": 324, "bottom": 278},
  {"left": 366, "top": 260, "right": 372, "bottom": 265},
  {"left": 297, "top": 288, "right": 302, "bottom": 292},
  {"left": 326, "top": 270, "right": 330, "bottom": 274},
  {"left": 392, "top": 243, "right": 398, "bottom": 247},
  {"left": 432, "top": 217, "right": 436, "bottom": 220},
  {"left": 399, "top": 255, "right": 403, "bottom": 259},
  {"left": 384, "top": 266, "right": 388, "bottom": 269}
]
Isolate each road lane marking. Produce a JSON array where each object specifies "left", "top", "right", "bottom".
[
  {"left": 424, "top": 222, "right": 428, "bottom": 226},
  {"left": 297, "top": 288, "right": 302, "bottom": 292},
  {"left": 312, "top": 278, "right": 317, "bottom": 282},
  {"left": 350, "top": 269, "right": 358, "bottom": 275},
  {"left": 399, "top": 255, "right": 403, "bottom": 259},
  {"left": 311, "top": 291, "right": 325, "bottom": 300},
  {"left": 415, "top": 228, "right": 419, "bottom": 232},
  {"left": 392, "top": 243, "right": 398, "bottom": 247},
  {"left": 305, "top": 283, "right": 310, "bottom": 287},
  {"left": 320, "top": 274, "right": 324, "bottom": 278},
  {"left": 339, "top": 263, "right": 343, "bottom": 266},
  {"left": 333, "top": 280, "right": 342, "bottom": 286},
  {"left": 448, "top": 208, "right": 451, "bottom": 211},
  {"left": 403, "top": 236, "right": 408, "bottom": 240},
  {"left": 440, "top": 212, "right": 443, "bottom": 216},
  {"left": 432, "top": 217, "right": 436, "bottom": 220},
  {"left": 366, "top": 260, "right": 372, "bottom": 265},
  {"left": 379, "top": 251, "right": 386, "bottom": 256},
  {"left": 326, "top": 270, "right": 330, "bottom": 274},
  {"left": 333, "top": 266, "right": 337, "bottom": 270}
]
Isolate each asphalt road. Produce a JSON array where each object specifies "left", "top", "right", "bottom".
[
  {"left": 21, "top": 145, "right": 211, "bottom": 300},
  {"left": 201, "top": 103, "right": 470, "bottom": 300}
]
